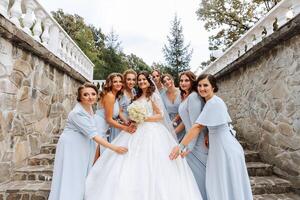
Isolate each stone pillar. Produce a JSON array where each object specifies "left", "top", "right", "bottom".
[
  {"left": 0, "top": 0, "right": 9, "bottom": 18},
  {"left": 9, "top": 0, "right": 22, "bottom": 27},
  {"left": 23, "top": 0, "right": 36, "bottom": 35},
  {"left": 32, "top": 9, "right": 45, "bottom": 42}
]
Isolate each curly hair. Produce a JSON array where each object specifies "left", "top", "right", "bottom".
[
  {"left": 135, "top": 71, "right": 156, "bottom": 100},
  {"left": 99, "top": 73, "right": 123, "bottom": 101},
  {"left": 178, "top": 71, "right": 197, "bottom": 99}
]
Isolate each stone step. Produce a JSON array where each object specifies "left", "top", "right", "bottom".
[
  {"left": 0, "top": 181, "right": 50, "bottom": 200},
  {"left": 28, "top": 154, "right": 55, "bottom": 166},
  {"left": 40, "top": 144, "right": 57, "bottom": 154},
  {"left": 50, "top": 136, "right": 60, "bottom": 144},
  {"left": 251, "top": 176, "right": 293, "bottom": 195},
  {"left": 253, "top": 193, "right": 300, "bottom": 200},
  {"left": 239, "top": 140, "right": 248, "bottom": 149},
  {"left": 247, "top": 162, "right": 273, "bottom": 176},
  {"left": 245, "top": 150, "right": 261, "bottom": 162},
  {"left": 13, "top": 165, "right": 53, "bottom": 181}
]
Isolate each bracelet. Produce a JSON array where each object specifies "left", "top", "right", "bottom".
[
  {"left": 178, "top": 143, "right": 187, "bottom": 153},
  {"left": 172, "top": 122, "right": 178, "bottom": 127}
]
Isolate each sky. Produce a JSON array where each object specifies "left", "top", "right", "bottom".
[{"left": 39, "top": 0, "right": 210, "bottom": 71}]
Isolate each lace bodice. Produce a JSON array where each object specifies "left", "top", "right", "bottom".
[
  {"left": 134, "top": 97, "right": 155, "bottom": 117},
  {"left": 134, "top": 93, "right": 165, "bottom": 117}
]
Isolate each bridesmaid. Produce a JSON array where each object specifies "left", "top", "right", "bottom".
[
  {"left": 151, "top": 69, "right": 166, "bottom": 94},
  {"left": 95, "top": 73, "right": 135, "bottom": 154},
  {"left": 175, "top": 71, "right": 208, "bottom": 200},
  {"left": 119, "top": 69, "right": 137, "bottom": 120},
  {"left": 110, "top": 69, "right": 137, "bottom": 141},
  {"left": 170, "top": 74, "right": 253, "bottom": 200},
  {"left": 160, "top": 73, "right": 185, "bottom": 141},
  {"left": 49, "top": 83, "right": 128, "bottom": 200}
]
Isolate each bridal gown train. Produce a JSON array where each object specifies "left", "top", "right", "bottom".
[{"left": 85, "top": 94, "right": 202, "bottom": 200}]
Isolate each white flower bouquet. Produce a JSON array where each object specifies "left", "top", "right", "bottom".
[{"left": 127, "top": 102, "right": 147, "bottom": 124}]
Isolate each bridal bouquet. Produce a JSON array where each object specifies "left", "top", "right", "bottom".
[{"left": 127, "top": 102, "right": 147, "bottom": 124}]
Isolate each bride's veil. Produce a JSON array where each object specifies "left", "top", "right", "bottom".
[{"left": 149, "top": 76, "right": 178, "bottom": 143}]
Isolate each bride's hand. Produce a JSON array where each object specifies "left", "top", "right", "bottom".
[
  {"left": 169, "top": 146, "right": 180, "bottom": 160},
  {"left": 111, "top": 145, "right": 128, "bottom": 154},
  {"left": 123, "top": 125, "right": 136, "bottom": 134},
  {"left": 180, "top": 150, "right": 190, "bottom": 158}
]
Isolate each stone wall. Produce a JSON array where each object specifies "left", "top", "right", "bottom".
[
  {"left": 216, "top": 25, "right": 300, "bottom": 187},
  {"left": 0, "top": 16, "right": 84, "bottom": 183}
]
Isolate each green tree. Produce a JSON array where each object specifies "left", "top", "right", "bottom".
[
  {"left": 163, "top": 14, "right": 193, "bottom": 81},
  {"left": 197, "top": 0, "right": 280, "bottom": 51},
  {"left": 51, "top": 9, "right": 150, "bottom": 80},
  {"left": 125, "top": 54, "right": 151, "bottom": 72}
]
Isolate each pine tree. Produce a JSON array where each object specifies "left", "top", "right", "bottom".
[{"left": 163, "top": 14, "right": 193, "bottom": 79}]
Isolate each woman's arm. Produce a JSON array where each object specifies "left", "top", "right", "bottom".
[
  {"left": 118, "top": 108, "right": 130, "bottom": 125},
  {"left": 169, "top": 123, "right": 204, "bottom": 160},
  {"left": 92, "top": 135, "right": 128, "bottom": 154},
  {"left": 175, "top": 122, "right": 185, "bottom": 134},
  {"left": 103, "top": 93, "right": 134, "bottom": 133},
  {"left": 144, "top": 99, "right": 163, "bottom": 122}
]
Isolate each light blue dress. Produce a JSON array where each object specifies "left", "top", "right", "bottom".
[
  {"left": 96, "top": 99, "right": 120, "bottom": 143},
  {"left": 178, "top": 92, "right": 208, "bottom": 200},
  {"left": 119, "top": 90, "right": 135, "bottom": 118},
  {"left": 161, "top": 89, "right": 185, "bottom": 141},
  {"left": 49, "top": 103, "right": 98, "bottom": 200},
  {"left": 159, "top": 86, "right": 167, "bottom": 94},
  {"left": 195, "top": 95, "right": 253, "bottom": 200},
  {"left": 110, "top": 91, "right": 135, "bottom": 142}
]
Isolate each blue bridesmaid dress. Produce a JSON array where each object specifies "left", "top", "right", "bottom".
[
  {"left": 95, "top": 99, "right": 119, "bottom": 143},
  {"left": 178, "top": 92, "right": 208, "bottom": 200},
  {"left": 49, "top": 103, "right": 98, "bottom": 200},
  {"left": 161, "top": 88, "right": 185, "bottom": 141},
  {"left": 195, "top": 95, "right": 253, "bottom": 200},
  {"left": 109, "top": 90, "right": 135, "bottom": 142}
]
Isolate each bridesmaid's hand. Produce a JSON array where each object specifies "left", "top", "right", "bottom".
[
  {"left": 180, "top": 150, "right": 191, "bottom": 158},
  {"left": 111, "top": 145, "right": 128, "bottom": 154},
  {"left": 123, "top": 124, "right": 136, "bottom": 134},
  {"left": 204, "top": 134, "right": 209, "bottom": 148},
  {"left": 169, "top": 146, "right": 180, "bottom": 160}
]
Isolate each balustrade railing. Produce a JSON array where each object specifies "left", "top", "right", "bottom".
[
  {"left": 0, "top": 0, "right": 94, "bottom": 81},
  {"left": 201, "top": 0, "right": 300, "bottom": 75}
]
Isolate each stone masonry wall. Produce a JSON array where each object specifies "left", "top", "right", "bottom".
[
  {"left": 217, "top": 33, "right": 300, "bottom": 188},
  {"left": 0, "top": 35, "right": 82, "bottom": 183}
]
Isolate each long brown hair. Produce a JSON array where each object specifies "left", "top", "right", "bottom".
[
  {"left": 197, "top": 73, "right": 219, "bottom": 92},
  {"left": 123, "top": 69, "right": 137, "bottom": 90},
  {"left": 179, "top": 71, "right": 197, "bottom": 99},
  {"left": 135, "top": 71, "right": 156, "bottom": 100},
  {"left": 99, "top": 73, "right": 123, "bottom": 101}
]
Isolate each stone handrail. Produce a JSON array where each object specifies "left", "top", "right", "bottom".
[
  {"left": 0, "top": 0, "right": 94, "bottom": 81},
  {"left": 201, "top": 0, "right": 300, "bottom": 75}
]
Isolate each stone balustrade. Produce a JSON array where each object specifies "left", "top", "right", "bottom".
[
  {"left": 201, "top": 0, "right": 300, "bottom": 75},
  {"left": 0, "top": 0, "right": 94, "bottom": 81}
]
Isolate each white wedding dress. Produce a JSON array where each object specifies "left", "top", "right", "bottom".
[{"left": 85, "top": 94, "right": 203, "bottom": 200}]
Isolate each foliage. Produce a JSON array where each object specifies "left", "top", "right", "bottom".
[
  {"left": 163, "top": 14, "right": 193, "bottom": 83},
  {"left": 51, "top": 9, "right": 150, "bottom": 80},
  {"left": 197, "top": 0, "right": 280, "bottom": 51},
  {"left": 126, "top": 54, "right": 152, "bottom": 73}
]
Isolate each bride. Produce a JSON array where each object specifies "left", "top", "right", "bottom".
[{"left": 85, "top": 71, "right": 202, "bottom": 200}]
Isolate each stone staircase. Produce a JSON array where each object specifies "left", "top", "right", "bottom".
[{"left": 0, "top": 136, "right": 299, "bottom": 200}]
